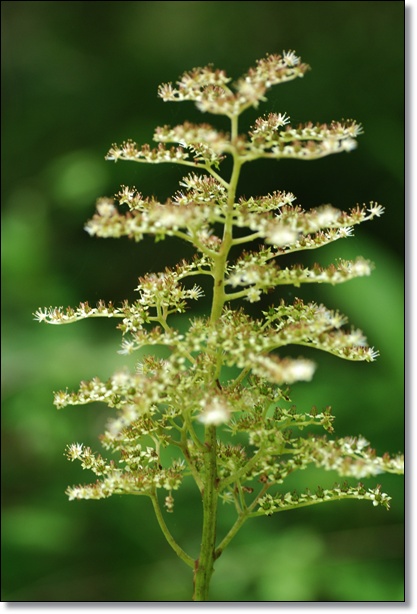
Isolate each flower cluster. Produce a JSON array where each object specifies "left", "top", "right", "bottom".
[
  {"left": 106, "top": 139, "right": 225, "bottom": 168},
  {"left": 298, "top": 435, "right": 404, "bottom": 478},
  {"left": 82, "top": 181, "right": 384, "bottom": 266},
  {"left": 158, "top": 52, "right": 310, "bottom": 116},
  {"left": 34, "top": 300, "right": 122, "bottom": 325},
  {"left": 37, "top": 53, "right": 402, "bottom": 600},
  {"left": 257, "top": 483, "right": 392, "bottom": 515}
]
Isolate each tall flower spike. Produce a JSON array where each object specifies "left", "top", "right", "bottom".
[{"left": 37, "top": 53, "right": 403, "bottom": 602}]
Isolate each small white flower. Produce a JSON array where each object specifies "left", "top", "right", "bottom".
[
  {"left": 283, "top": 50, "right": 300, "bottom": 67},
  {"left": 337, "top": 226, "right": 354, "bottom": 238},
  {"left": 283, "top": 359, "right": 316, "bottom": 383},
  {"left": 355, "top": 436, "right": 370, "bottom": 451},
  {"left": 54, "top": 390, "right": 70, "bottom": 409},
  {"left": 84, "top": 220, "right": 101, "bottom": 236},
  {"left": 366, "top": 347, "right": 379, "bottom": 361},
  {"left": 368, "top": 202, "right": 385, "bottom": 218},
  {"left": 66, "top": 443, "right": 84, "bottom": 461},
  {"left": 198, "top": 398, "right": 230, "bottom": 426},
  {"left": 245, "top": 287, "right": 262, "bottom": 303},
  {"left": 389, "top": 456, "right": 404, "bottom": 472},
  {"left": 266, "top": 225, "right": 298, "bottom": 247},
  {"left": 341, "top": 138, "right": 357, "bottom": 152},
  {"left": 111, "top": 370, "right": 131, "bottom": 387},
  {"left": 350, "top": 259, "right": 372, "bottom": 277},
  {"left": 96, "top": 198, "right": 117, "bottom": 217},
  {"left": 187, "top": 285, "right": 204, "bottom": 300},
  {"left": 346, "top": 329, "right": 367, "bottom": 347},
  {"left": 276, "top": 112, "right": 291, "bottom": 126},
  {"left": 118, "top": 339, "right": 136, "bottom": 355},
  {"left": 34, "top": 308, "right": 49, "bottom": 323},
  {"left": 315, "top": 206, "right": 341, "bottom": 228}
]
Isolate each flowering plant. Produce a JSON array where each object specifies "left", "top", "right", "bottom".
[{"left": 36, "top": 52, "right": 403, "bottom": 601}]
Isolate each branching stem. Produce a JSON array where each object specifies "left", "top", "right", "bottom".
[{"left": 150, "top": 491, "right": 194, "bottom": 569}]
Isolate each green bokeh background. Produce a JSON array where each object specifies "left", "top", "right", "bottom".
[{"left": 2, "top": 1, "right": 404, "bottom": 602}]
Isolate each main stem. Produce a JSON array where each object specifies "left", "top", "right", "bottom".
[
  {"left": 193, "top": 424, "right": 218, "bottom": 601},
  {"left": 193, "top": 118, "right": 243, "bottom": 601}
]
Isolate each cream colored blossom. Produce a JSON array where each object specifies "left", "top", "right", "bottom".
[{"left": 198, "top": 398, "right": 231, "bottom": 426}]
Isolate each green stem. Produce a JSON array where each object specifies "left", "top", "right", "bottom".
[
  {"left": 224, "top": 287, "right": 258, "bottom": 302},
  {"left": 203, "top": 163, "right": 230, "bottom": 190},
  {"left": 193, "top": 115, "right": 243, "bottom": 601},
  {"left": 150, "top": 491, "right": 194, "bottom": 568},
  {"left": 231, "top": 231, "right": 264, "bottom": 245},
  {"left": 216, "top": 510, "right": 249, "bottom": 558},
  {"left": 215, "top": 483, "right": 270, "bottom": 558},
  {"left": 247, "top": 494, "right": 373, "bottom": 517},
  {"left": 157, "top": 308, "right": 196, "bottom": 365},
  {"left": 180, "top": 423, "right": 204, "bottom": 492},
  {"left": 209, "top": 157, "right": 242, "bottom": 324},
  {"left": 173, "top": 229, "right": 219, "bottom": 258},
  {"left": 231, "top": 366, "right": 251, "bottom": 389},
  {"left": 210, "top": 112, "right": 242, "bottom": 324},
  {"left": 193, "top": 425, "right": 219, "bottom": 601}
]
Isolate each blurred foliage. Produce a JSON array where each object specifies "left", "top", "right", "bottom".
[{"left": 2, "top": 0, "right": 404, "bottom": 602}]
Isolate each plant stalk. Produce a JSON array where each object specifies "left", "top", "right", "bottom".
[
  {"left": 193, "top": 118, "right": 243, "bottom": 601},
  {"left": 193, "top": 424, "right": 219, "bottom": 601}
]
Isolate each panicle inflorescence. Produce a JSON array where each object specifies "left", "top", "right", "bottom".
[{"left": 37, "top": 50, "right": 402, "bottom": 551}]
